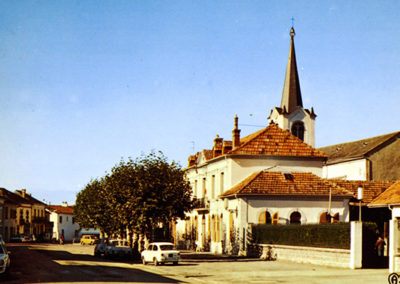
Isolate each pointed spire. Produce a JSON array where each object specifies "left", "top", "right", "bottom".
[{"left": 280, "top": 27, "right": 303, "bottom": 114}]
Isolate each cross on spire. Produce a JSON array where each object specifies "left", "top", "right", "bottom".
[{"left": 291, "top": 17, "right": 295, "bottom": 27}]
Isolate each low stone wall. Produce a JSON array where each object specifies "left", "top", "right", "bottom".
[{"left": 259, "top": 244, "right": 350, "bottom": 268}]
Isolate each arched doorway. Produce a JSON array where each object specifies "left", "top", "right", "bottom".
[
  {"left": 319, "top": 212, "right": 331, "bottom": 223},
  {"left": 290, "top": 211, "right": 301, "bottom": 224},
  {"left": 258, "top": 211, "right": 272, "bottom": 224}
]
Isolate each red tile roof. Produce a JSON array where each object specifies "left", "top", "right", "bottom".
[
  {"left": 368, "top": 181, "right": 400, "bottom": 207},
  {"left": 230, "top": 123, "right": 325, "bottom": 157},
  {"left": 327, "top": 180, "right": 394, "bottom": 205},
  {"left": 187, "top": 123, "right": 326, "bottom": 167},
  {"left": 220, "top": 171, "right": 353, "bottom": 198},
  {"left": 49, "top": 205, "right": 75, "bottom": 215}
]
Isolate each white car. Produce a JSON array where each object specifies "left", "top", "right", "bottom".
[
  {"left": 0, "top": 240, "right": 10, "bottom": 276},
  {"left": 104, "top": 239, "right": 133, "bottom": 259},
  {"left": 141, "top": 242, "right": 180, "bottom": 265}
]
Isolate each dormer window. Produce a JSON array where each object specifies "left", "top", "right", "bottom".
[{"left": 291, "top": 121, "right": 304, "bottom": 141}]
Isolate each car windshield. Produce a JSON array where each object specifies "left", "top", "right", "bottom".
[{"left": 160, "top": 245, "right": 174, "bottom": 251}]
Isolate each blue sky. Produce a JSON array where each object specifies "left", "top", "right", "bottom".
[{"left": 0, "top": 1, "right": 399, "bottom": 205}]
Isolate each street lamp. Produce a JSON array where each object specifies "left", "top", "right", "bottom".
[{"left": 357, "top": 186, "right": 363, "bottom": 222}]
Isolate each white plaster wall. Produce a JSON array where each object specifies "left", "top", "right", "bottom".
[
  {"left": 323, "top": 159, "right": 367, "bottom": 180},
  {"left": 50, "top": 212, "right": 79, "bottom": 241},
  {"left": 246, "top": 199, "right": 349, "bottom": 225},
  {"left": 186, "top": 158, "right": 230, "bottom": 200},
  {"left": 260, "top": 244, "right": 350, "bottom": 268},
  {"left": 230, "top": 158, "right": 323, "bottom": 188}
]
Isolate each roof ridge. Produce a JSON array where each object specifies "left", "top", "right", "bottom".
[
  {"left": 231, "top": 126, "right": 270, "bottom": 153},
  {"left": 230, "top": 123, "right": 325, "bottom": 157},
  {"left": 319, "top": 131, "right": 400, "bottom": 150}
]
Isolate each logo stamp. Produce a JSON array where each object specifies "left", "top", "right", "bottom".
[{"left": 389, "top": 273, "right": 399, "bottom": 284}]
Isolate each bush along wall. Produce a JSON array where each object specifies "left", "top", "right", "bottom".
[{"left": 252, "top": 223, "right": 351, "bottom": 249}]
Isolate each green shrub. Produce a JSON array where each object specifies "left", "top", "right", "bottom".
[{"left": 252, "top": 223, "right": 350, "bottom": 249}]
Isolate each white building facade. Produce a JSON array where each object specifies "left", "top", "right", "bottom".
[{"left": 49, "top": 202, "right": 79, "bottom": 242}]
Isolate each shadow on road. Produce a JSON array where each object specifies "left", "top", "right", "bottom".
[{"left": 4, "top": 244, "right": 185, "bottom": 283}]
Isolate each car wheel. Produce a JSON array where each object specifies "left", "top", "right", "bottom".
[
  {"left": 142, "top": 257, "right": 146, "bottom": 265},
  {"left": 173, "top": 261, "right": 178, "bottom": 265},
  {"left": 153, "top": 258, "right": 159, "bottom": 266}
]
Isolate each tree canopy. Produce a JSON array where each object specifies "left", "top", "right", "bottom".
[{"left": 75, "top": 151, "right": 194, "bottom": 239}]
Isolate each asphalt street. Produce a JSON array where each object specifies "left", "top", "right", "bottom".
[{"left": 1, "top": 243, "right": 391, "bottom": 284}]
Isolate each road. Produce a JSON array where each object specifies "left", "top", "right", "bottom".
[
  {"left": 2, "top": 243, "right": 391, "bottom": 284},
  {"left": 3, "top": 243, "right": 178, "bottom": 284}
]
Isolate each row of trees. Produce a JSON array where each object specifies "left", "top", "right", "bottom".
[{"left": 75, "top": 151, "right": 194, "bottom": 250}]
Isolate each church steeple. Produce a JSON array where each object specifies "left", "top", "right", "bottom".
[
  {"left": 268, "top": 27, "right": 316, "bottom": 147},
  {"left": 280, "top": 27, "right": 303, "bottom": 114}
]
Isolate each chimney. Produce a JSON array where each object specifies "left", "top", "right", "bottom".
[
  {"left": 21, "top": 188, "right": 26, "bottom": 198},
  {"left": 213, "top": 135, "right": 223, "bottom": 158},
  {"left": 62, "top": 201, "right": 68, "bottom": 207},
  {"left": 232, "top": 115, "right": 241, "bottom": 149}
]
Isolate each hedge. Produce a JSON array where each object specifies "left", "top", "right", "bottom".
[{"left": 251, "top": 223, "right": 351, "bottom": 249}]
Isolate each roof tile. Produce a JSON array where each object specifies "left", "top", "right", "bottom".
[{"left": 220, "top": 171, "right": 353, "bottom": 198}]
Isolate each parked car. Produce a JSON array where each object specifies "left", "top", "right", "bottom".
[
  {"left": 21, "top": 235, "right": 33, "bottom": 243},
  {"left": 141, "top": 242, "right": 180, "bottom": 265},
  {"left": 0, "top": 240, "right": 10, "bottom": 276},
  {"left": 104, "top": 239, "right": 133, "bottom": 259},
  {"left": 94, "top": 238, "right": 109, "bottom": 257},
  {"left": 9, "top": 236, "right": 22, "bottom": 243},
  {"left": 80, "top": 235, "right": 99, "bottom": 245}
]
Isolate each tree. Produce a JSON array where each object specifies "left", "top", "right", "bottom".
[
  {"left": 131, "top": 152, "right": 194, "bottom": 240},
  {"left": 75, "top": 178, "right": 120, "bottom": 236},
  {"left": 74, "top": 151, "right": 194, "bottom": 247}
]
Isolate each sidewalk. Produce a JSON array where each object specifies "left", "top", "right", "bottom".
[
  {"left": 180, "top": 250, "right": 261, "bottom": 262},
  {"left": 140, "top": 256, "right": 390, "bottom": 283}
]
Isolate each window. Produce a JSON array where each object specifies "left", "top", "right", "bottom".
[
  {"left": 258, "top": 211, "right": 272, "bottom": 224},
  {"left": 72, "top": 217, "right": 75, "bottom": 224},
  {"left": 66, "top": 216, "right": 69, "bottom": 222},
  {"left": 291, "top": 121, "right": 305, "bottom": 141},
  {"left": 11, "top": 209, "right": 16, "bottom": 219},
  {"left": 290, "top": 211, "right": 301, "bottom": 224},
  {"left": 332, "top": 213, "right": 340, "bottom": 223},
  {"left": 194, "top": 216, "right": 198, "bottom": 241},
  {"left": 202, "top": 178, "right": 206, "bottom": 197},
  {"left": 220, "top": 172, "right": 224, "bottom": 195},
  {"left": 4, "top": 207, "right": 8, "bottom": 219},
  {"left": 207, "top": 215, "right": 211, "bottom": 241},
  {"left": 194, "top": 180, "right": 198, "bottom": 197},
  {"left": 216, "top": 215, "right": 220, "bottom": 242},
  {"left": 25, "top": 210, "right": 30, "bottom": 221},
  {"left": 319, "top": 212, "right": 331, "bottom": 224},
  {"left": 229, "top": 212, "right": 234, "bottom": 242},
  {"left": 272, "top": 212, "right": 279, "bottom": 225},
  {"left": 211, "top": 175, "right": 215, "bottom": 199},
  {"left": 59, "top": 216, "right": 63, "bottom": 223}
]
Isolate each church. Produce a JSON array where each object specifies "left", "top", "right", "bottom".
[{"left": 174, "top": 27, "right": 398, "bottom": 254}]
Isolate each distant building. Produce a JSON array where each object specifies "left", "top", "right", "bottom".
[
  {"left": 319, "top": 132, "right": 400, "bottom": 181},
  {"left": 0, "top": 188, "right": 52, "bottom": 242},
  {"left": 14, "top": 189, "right": 48, "bottom": 239},
  {"left": 48, "top": 202, "right": 79, "bottom": 242}
]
